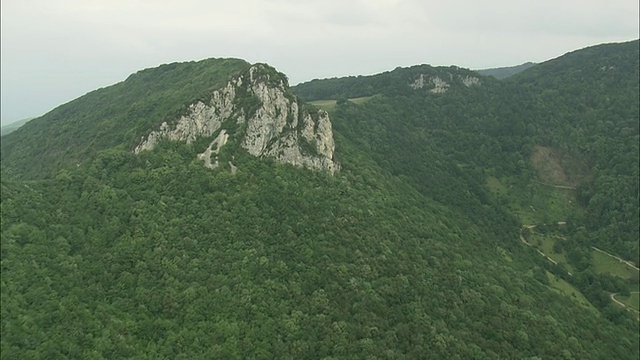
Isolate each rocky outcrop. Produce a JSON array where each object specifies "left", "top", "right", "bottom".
[
  {"left": 197, "top": 130, "right": 229, "bottom": 169},
  {"left": 409, "top": 74, "right": 450, "bottom": 93},
  {"left": 459, "top": 75, "right": 481, "bottom": 87},
  {"left": 430, "top": 77, "right": 450, "bottom": 93},
  {"left": 134, "top": 64, "right": 339, "bottom": 174},
  {"left": 409, "top": 73, "right": 481, "bottom": 93},
  {"left": 134, "top": 80, "right": 239, "bottom": 153}
]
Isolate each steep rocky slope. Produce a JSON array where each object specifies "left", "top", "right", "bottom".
[
  {"left": 134, "top": 64, "right": 338, "bottom": 173},
  {"left": 1, "top": 59, "right": 338, "bottom": 178}
]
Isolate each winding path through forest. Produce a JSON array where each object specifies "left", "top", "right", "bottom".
[
  {"left": 611, "top": 292, "right": 640, "bottom": 319},
  {"left": 519, "top": 225, "right": 558, "bottom": 265},
  {"left": 520, "top": 224, "right": 639, "bottom": 319}
]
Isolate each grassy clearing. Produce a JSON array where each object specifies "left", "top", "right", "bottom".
[
  {"left": 528, "top": 185, "right": 576, "bottom": 224},
  {"left": 614, "top": 292, "right": 639, "bottom": 312},
  {"left": 532, "top": 234, "right": 572, "bottom": 270},
  {"left": 507, "top": 188, "right": 575, "bottom": 227},
  {"left": 592, "top": 250, "right": 639, "bottom": 280},
  {"left": 309, "top": 96, "right": 376, "bottom": 112},
  {"left": 511, "top": 204, "right": 537, "bottom": 227},
  {"left": 348, "top": 96, "right": 375, "bottom": 105},
  {"left": 485, "top": 176, "right": 536, "bottom": 225},
  {"left": 492, "top": 145, "right": 585, "bottom": 227},
  {"left": 546, "top": 271, "right": 596, "bottom": 312},
  {"left": 309, "top": 99, "right": 337, "bottom": 111},
  {"left": 487, "top": 174, "right": 578, "bottom": 227},
  {"left": 486, "top": 176, "right": 507, "bottom": 196}
]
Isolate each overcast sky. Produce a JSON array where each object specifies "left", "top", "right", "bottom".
[{"left": 1, "top": 0, "right": 638, "bottom": 125}]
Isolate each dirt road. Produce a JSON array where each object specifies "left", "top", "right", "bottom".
[{"left": 592, "top": 247, "right": 639, "bottom": 271}]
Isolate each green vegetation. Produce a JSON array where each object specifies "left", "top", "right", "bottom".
[
  {"left": 532, "top": 234, "right": 572, "bottom": 268},
  {"left": 348, "top": 95, "right": 375, "bottom": 105},
  {"left": 1, "top": 58, "right": 251, "bottom": 179},
  {"left": 1, "top": 40, "right": 639, "bottom": 358},
  {"left": 614, "top": 293, "right": 639, "bottom": 312},
  {"left": 309, "top": 96, "right": 376, "bottom": 112},
  {"left": 476, "top": 62, "right": 537, "bottom": 79},
  {"left": 308, "top": 99, "right": 337, "bottom": 111},
  {"left": 292, "top": 65, "right": 486, "bottom": 101},
  {"left": 592, "top": 251, "right": 639, "bottom": 280},
  {"left": 545, "top": 271, "right": 595, "bottom": 311},
  {"left": 0, "top": 117, "right": 33, "bottom": 136}
]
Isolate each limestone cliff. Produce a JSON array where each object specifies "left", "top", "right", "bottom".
[
  {"left": 134, "top": 64, "right": 339, "bottom": 174},
  {"left": 409, "top": 73, "right": 481, "bottom": 93}
]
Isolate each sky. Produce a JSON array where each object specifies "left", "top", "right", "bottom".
[{"left": 1, "top": 0, "right": 638, "bottom": 125}]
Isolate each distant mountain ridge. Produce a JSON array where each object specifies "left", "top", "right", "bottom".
[
  {"left": 476, "top": 62, "right": 537, "bottom": 79},
  {"left": 0, "top": 117, "right": 33, "bottom": 136},
  {"left": 291, "top": 64, "right": 487, "bottom": 102}
]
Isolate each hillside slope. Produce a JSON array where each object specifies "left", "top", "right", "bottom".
[
  {"left": 1, "top": 58, "right": 251, "bottom": 179},
  {"left": 2, "top": 42, "right": 639, "bottom": 358},
  {"left": 0, "top": 118, "right": 33, "bottom": 136},
  {"left": 476, "top": 62, "right": 536, "bottom": 79}
]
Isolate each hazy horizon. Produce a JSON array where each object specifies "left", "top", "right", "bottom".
[
  {"left": 2, "top": 0, "right": 638, "bottom": 126},
  {"left": 0, "top": 56, "right": 567, "bottom": 126}
]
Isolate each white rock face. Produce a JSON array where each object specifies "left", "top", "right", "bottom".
[
  {"left": 410, "top": 73, "right": 480, "bottom": 93},
  {"left": 262, "top": 110, "right": 338, "bottom": 173},
  {"left": 409, "top": 74, "right": 429, "bottom": 89},
  {"left": 241, "top": 80, "right": 293, "bottom": 156},
  {"left": 134, "top": 64, "right": 339, "bottom": 174},
  {"left": 197, "top": 129, "right": 229, "bottom": 169},
  {"left": 409, "top": 74, "right": 450, "bottom": 93},
  {"left": 430, "top": 77, "right": 449, "bottom": 93},
  {"left": 459, "top": 75, "right": 481, "bottom": 87},
  {"left": 134, "top": 80, "right": 238, "bottom": 153}
]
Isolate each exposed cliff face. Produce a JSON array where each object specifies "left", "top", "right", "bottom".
[
  {"left": 409, "top": 73, "right": 481, "bottom": 93},
  {"left": 134, "top": 64, "right": 339, "bottom": 174}
]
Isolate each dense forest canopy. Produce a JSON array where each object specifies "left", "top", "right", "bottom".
[{"left": 1, "top": 40, "right": 638, "bottom": 359}]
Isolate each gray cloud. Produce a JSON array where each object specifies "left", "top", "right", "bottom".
[{"left": 1, "top": 0, "right": 638, "bottom": 124}]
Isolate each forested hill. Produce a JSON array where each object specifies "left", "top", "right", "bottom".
[
  {"left": 293, "top": 39, "right": 639, "bottom": 264},
  {"left": 0, "top": 58, "right": 251, "bottom": 179},
  {"left": 1, "top": 41, "right": 639, "bottom": 358},
  {"left": 506, "top": 40, "right": 640, "bottom": 264},
  {"left": 476, "top": 62, "right": 536, "bottom": 79},
  {"left": 290, "top": 64, "right": 492, "bottom": 102},
  {"left": 0, "top": 117, "right": 33, "bottom": 136}
]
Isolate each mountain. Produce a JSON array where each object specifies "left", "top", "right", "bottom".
[
  {"left": 2, "top": 41, "right": 638, "bottom": 359},
  {"left": 291, "top": 63, "right": 486, "bottom": 102},
  {"left": 1, "top": 60, "right": 337, "bottom": 178},
  {"left": 476, "top": 62, "right": 536, "bottom": 79},
  {"left": 0, "top": 117, "right": 33, "bottom": 136}
]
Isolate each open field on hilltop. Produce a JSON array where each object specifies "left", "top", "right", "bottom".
[
  {"left": 309, "top": 99, "right": 337, "bottom": 111},
  {"left": 348, "top": 96, "right": 375, "bottom": 104},
  {"left": 309, "top": 95, "right": 375, "bottom": 111}
]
